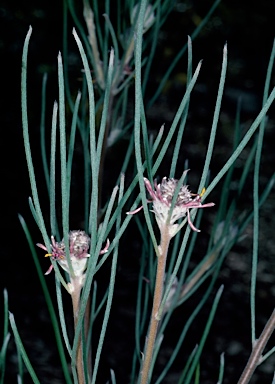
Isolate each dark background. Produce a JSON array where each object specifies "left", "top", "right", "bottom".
[{"left": 1, "top": 0, "right": 275, "bottom": 383}]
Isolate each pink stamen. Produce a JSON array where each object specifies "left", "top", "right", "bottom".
[
  {"left": 100, "top": 239, "right": 110, "bottom": 254},
  {"left": 126, "top": 205, "right": 144, "bottom": 215},
  {"left": 45, "top": 264, "right": 54, "bottom": 275},
  {"left": 36, "top": 243, "right": 48, "bottom": 251},
  {"left": 144, "top": 177, "right": 157, "bottom": 200},
  {"left": 187, "top": 209, "right": 200, "bottom": 232},
  {"left": 126, "top": 198, "right": 153, "bottom": 215}
]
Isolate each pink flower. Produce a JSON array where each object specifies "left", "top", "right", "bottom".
[
  {"left": 37, "top": 230, "right": 109, "bottom": 276},
  {"left": 128, "top": 177, "right": 214, "bottom": 236}
]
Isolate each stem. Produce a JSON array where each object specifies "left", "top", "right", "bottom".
[
  {"left": 140, "top": 226, "right": 172, "bottom": 384},
  {"left": 237, "top": 308, "right": 275, "bottom": 384},
  {"left": 83, "top": 0, "right": 105, "bottom": 90},
  {"left": 180, "top": 249, "right": 218, "bottom": 300},
  {"left": 71, "top": 278, "right": 85, "bottom": 384},
  {"left": 84, "top": 295, "right": 92, "bottom": 378}
]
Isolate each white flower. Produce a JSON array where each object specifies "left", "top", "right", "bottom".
[{"left": 127, "top": 175, "right": 215, "bottom": 236}]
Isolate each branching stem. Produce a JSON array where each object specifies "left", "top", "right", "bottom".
[{"left": 237, "top": 308, "right": 275, "bottom": 384}]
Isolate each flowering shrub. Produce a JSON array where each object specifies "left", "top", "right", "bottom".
[{"left": 3, "top": 1, "right": 275, "bottom": 384}]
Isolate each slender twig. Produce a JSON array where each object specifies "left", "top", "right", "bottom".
[
  {"left": 71, "top": 278, "right": 85, "bottom": 384},
  {"left": 237, "top": 308, "right": 275, "bottom": 384},
  {"left": 180, "top": 249, "right": 218, "bottom": 300},
  {"left": 83, "top": 0, "right": 105, "bottom": 89},
  {"left": 140, "top": 226, "right": 172, "bottom": 384}
]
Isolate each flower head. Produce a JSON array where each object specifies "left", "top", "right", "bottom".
[
  {"left": 37, "top": 230, "right": 109, "bottom": 277},
  {"left": 127, "top": 176, "right": 215, "bottom": 236}
]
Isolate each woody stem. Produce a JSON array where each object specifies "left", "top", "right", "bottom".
[
  {"left": 139, "top": 226, "right": 172, "bottom": 384},
  {"left": 71, "top": 278, "right": 85, "bottom": 384},
  {"left": 237, "top": 308, "right": 275, "bottom": 384}
]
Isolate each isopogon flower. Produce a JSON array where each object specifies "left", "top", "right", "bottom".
[
  {"left": 37, "top": 230, "right": 109, "bottom": 276},
  {"left": 127, "top": 176, "right": 215, "bottom": 237}
]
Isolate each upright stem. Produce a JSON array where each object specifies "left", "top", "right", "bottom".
[
  {"left": 84, "top": 295, "right": 92, "bottom": 378},
  {"left": 140, "top": 226, "right": 172, "bottom": 384},
  {"left": 71, "top": 278, "right": 85, "bottom": 384}
]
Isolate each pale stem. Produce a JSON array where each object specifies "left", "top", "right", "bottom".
[
  {"left": 139, "top": 226, "right": 172, "bottom": 384},
  {"left": 84, "top": 295, "right": 92, "bottom": 378},
  {"left": 83, "top": 1, "right": 105, "bottom": 90},
  {"left": 237, "top": 308, "right": 275, "bottom": 384},
  {"left": 180, "top": 249, "right": 218, "bottom": 299},
  {"left": 71, "top": 278, "right": 85, "bottom": 384}
]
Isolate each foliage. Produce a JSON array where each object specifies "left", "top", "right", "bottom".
[{"left": 2, "top": 1, "right": 275, "bottom": 383}]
